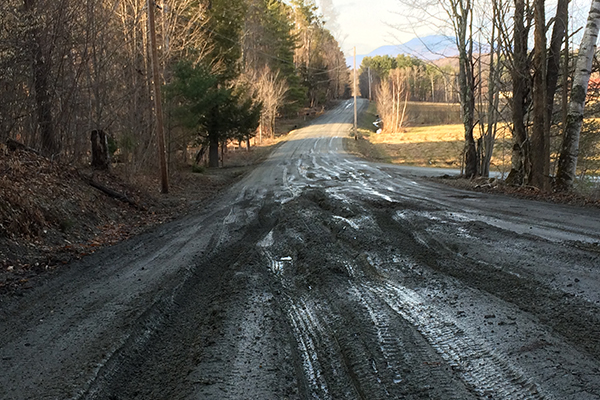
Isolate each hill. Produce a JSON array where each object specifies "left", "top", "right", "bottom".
[{"left": 347, "top": 34, "right": 489, "bottom": 68}]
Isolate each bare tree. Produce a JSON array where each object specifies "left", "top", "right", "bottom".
[
  {"left": 242, "top": 66, "right": 289, "bottom": 140},
  {"left": 22, "top": 0, "right": 63, "bottom": 157},
  {"left": 529, "top": 0, "right": 548, "bottom": 189},
  {"left": 376, "top": 68, "right": 409, "bottom": 133},
  {"left": 444, "top": 0, "right": 478, "bottom": 178},
  {"left": 545, "top": 0, "right": 569, "bottom": 135},
  {"left": 504, "top": 0, "right": 532, "bottom": 185},
  {"left": 477, "top": 0, "right": 504, "bottom": 177}
]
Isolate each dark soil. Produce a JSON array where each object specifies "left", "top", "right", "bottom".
[{"left": 0, "top": 143, "right": 270, "bottom": 297}]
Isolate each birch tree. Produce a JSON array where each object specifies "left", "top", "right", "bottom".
[
  {"left": 555, "top": 0, "right": 600, "bottom": 191},
  {"left": 477, "top": 0, "right": 504, "bottom": 177}
]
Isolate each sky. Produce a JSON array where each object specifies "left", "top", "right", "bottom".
[
  {"left": 322, "top": 0, "right": 438, "bottom": 57},
  {"left": 319, "top": 0, "right": 593, "bottom": 59}
]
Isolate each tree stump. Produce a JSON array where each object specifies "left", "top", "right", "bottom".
[{"left": 91, "top": 130, "right": 109, "bottom": 170}]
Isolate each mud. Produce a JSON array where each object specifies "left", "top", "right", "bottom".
[{"left": 1, "top": 99, "right": 600, "bottom": 399}]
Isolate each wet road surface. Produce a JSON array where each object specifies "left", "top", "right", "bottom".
[{"left": 1, "top": 99, "right": 600, "bottom": 399}]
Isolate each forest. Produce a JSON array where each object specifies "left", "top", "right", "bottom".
[
  {"left": 3, "top": 0, "right": 600, "bottom": 194},
  {"left": 0, "top": 0, "right": 350, "bottom": 184},
  {"left": 359, "top": 0, "right": 600, "bottom": 191}
]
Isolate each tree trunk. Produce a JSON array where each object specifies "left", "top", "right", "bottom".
[
  {"left": 507, "top": 0, "right": 530, "bottom": 185},
  {"left": 399, "top": 91, "right": 409, "bottom": 130},
  {"left": 561, "top": 21, "right": 570, "bottom": 136},
  {"left": 443, "top": 74, "right": 449, "bottom": 103},
  {"left": 209, "top": 133, "right": 219, "bottom": 168},
  {"left": 530, "top": 0, "right": 549, "bottom": 190},
  {"left": 221, "top": 140, "right": 225, "bottom": 167},
  {"left": 555, "top": 0, "right": 600, "bottom": 191},
  {"left": 395, "top": 84, "right": 401, "bottom": 131},
  {"left": 24, "top": 0, "right": 57, "bottom": 157},
  {"left": 481, "top": 13, "right": 501, "bottom": 178},
  {"left": 460, "top": 42, "right": 477, "bottom": 178},
  {"left": 545, "top": 0, "right": 569, "bottom": 133},
  {"left": 450, "top": 0, "right": 478, "bottom": 178},
  {"left": 391, "top": 82, "right": 397, "bottom": 131},
  {"left": 91, "top": 130, "right": 110, "bottom": 170}
]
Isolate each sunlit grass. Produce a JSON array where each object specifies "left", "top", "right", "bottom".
[
  {"left": 373, "top": 124, "right": 465, "bottom": 144},
  {"left": 347, "top": 100, "right": 599, "bottom": 184},
  {"left": 349, "top": 102, "right": 513, "bottom": 175}
]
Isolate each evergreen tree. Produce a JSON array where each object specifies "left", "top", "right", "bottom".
[
  {"left": 165, "top": 61, "right": 261, "bottom": 167},
  {"left": 206, "top": 0, "right": 247, "bottom": 82}
]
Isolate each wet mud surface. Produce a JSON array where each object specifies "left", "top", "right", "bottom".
[{"left": 1, "top": 99, "right": 600, "bottom": 399}]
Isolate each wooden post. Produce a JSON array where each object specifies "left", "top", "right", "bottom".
[
  {"left": 368, "top": 67, "right": 372, "bottom": 101},
  {"left": 354, "top": 47, "right": 358, "bottom": 140},
  {"left": 147, "top": 0, "right": 169, "bottom": 194}
]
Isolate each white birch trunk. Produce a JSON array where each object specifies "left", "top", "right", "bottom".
[{"left": 556, "top": 0, "right": 600, "bottom": 190}]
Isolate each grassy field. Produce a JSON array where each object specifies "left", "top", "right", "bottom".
[
  {"left": 402, "top": 102, "right": 462, "bottom": 125},
  {"left": 347, "top": 101, "right": 513, "bottom": 176}
]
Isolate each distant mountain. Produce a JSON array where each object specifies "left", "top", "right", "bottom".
[{"left": 346, "top": 34, "right": 489, "bottom": 68}]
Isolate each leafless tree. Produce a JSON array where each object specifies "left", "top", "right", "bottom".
[
  {"left": 242, "top": 66, "right": 289, "bottom": 140},
  {"left": 376, "top": 68, "right": 409, "bottom": 133}
]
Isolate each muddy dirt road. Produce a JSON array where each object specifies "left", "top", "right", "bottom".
[{"left": 2, "top": 99, "right": 600, "bottom": 399}]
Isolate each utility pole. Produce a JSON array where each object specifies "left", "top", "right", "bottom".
[
  {"left": 368, "top": 67, "right": 372, "bottom": 101},
  {"left": 353, "top": 47, "right": 358, "bottom": 140},
  {"left": 147, "top": 0, "right": 169, "bottom": 194}
]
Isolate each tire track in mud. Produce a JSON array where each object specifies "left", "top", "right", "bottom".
[
  {"left": 78, "top": 197, "right": 297, "bottom": 400},
  {"left": 388, "top": 205, "right": 600, "bottom": 363},
  {"left": 366, "top": 199, "right": 600, "bottom": 398},
  {"left": 366, "top": 281, "right": 546, "bottom": 399},
  {"left": 347, "top": 284, "right": 475, "bottom": 398},
  {"left": 258, "top": 185, "right": 600, "bottom": 399}
]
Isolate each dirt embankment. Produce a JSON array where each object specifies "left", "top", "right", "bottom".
[
  {"left": 0, "top": 143, "right": 269, "bottom": 296},
  {"left": 0, "top": 103, "right": 334, "bottom": 297},
  {"left": 432, "top": 175, "right": 600, "bottom": 208}
]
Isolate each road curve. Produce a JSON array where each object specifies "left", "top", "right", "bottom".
[{"left": 1, "top": 99, "right": 600, "bottom": 399}]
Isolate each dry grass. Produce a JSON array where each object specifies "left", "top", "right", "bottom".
[
  {"left": 402, "top": 102, "right": 462, "bottom": 125},
  {"left": 371, "top": 124, "right": 513, "bottom": 174},
  {"left": 369, "top": 124, "right": 464, "bottom": 168},
  {"left": 349, "top": 101, "right": 513, "bottom": 175}
]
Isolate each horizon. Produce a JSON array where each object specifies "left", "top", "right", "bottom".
[{"left": 324, "top": 0, "right": 591, "bottom": 63}]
